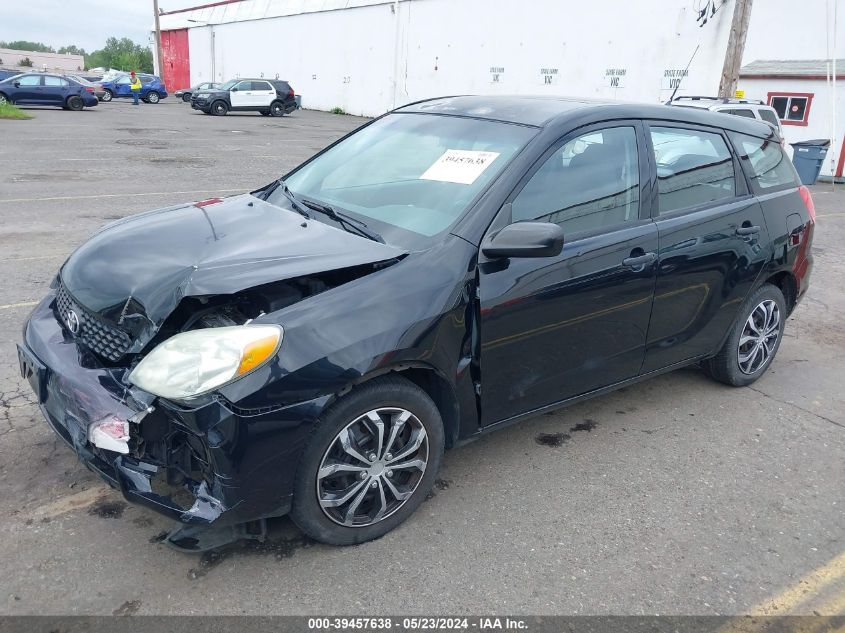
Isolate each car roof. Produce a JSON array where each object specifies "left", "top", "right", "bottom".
[{"left": 395, "top": 95, "right": 776, "bottom": 137}]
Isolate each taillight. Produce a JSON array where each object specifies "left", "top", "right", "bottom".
[
  {"left": 85, "top": 87, "right": 94, "bottom": 93},
  {"left": 288, "top": 89, "right": 295, "bottom": 97},
  {"left": 798, "top": 185, "right": 816, "bottom": 221}
]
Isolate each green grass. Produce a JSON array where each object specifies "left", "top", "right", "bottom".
[
  {"left": 0, "top": 102, "right": 31, "bottom": 119},
  {"left": 330, "top": 106, "right": 346, "bottom": 115}
]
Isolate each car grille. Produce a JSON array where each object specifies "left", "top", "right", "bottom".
[{"left": 55, "top": 282, "right": 132, "bottom": 362}]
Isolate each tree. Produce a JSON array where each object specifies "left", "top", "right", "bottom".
[
  {"left": 0, "top": 40, "right": 55, "bottom": 53},
  {"left": 86, "top": 37, "right": 153, "bottom": 73},
  {"left": 58, "top": 45, "right": 87, "bottom": 56}
]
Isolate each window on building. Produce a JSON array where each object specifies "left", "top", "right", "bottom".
[
  {"left": 768, "top": 93, "right": 812, "bottom": 126},
  {"left": 511, "top": 126, "right": 640, "bottom": 234},
  {"left": 648, "top": 126, "right": 736, "bottom": 215}
]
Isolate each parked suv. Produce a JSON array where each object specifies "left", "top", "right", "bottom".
[
  {"left": 670, "top": 95, "right": 783, "bottom": 133},
  {"left": 18, "top": 97, "right": 814, "bottom": 551},
  {"left": 191, "top": 78, "right": 296, "bottom": 116},
  {"left": 100, "top": 73, "right": 168, "bottom": 103},
  {"left": 0, "top": 73, "right": 99, "bottom": 110}
]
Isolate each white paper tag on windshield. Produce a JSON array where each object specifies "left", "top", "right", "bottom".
[{"left": 420, "top": 149, "right": 501, "bottom": 185}]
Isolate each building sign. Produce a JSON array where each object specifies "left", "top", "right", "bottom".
[
  {"left": 490, "top": 66, "right": 505, "bottom": 83},
  {"left": 662, "top": 68, "right": 689, "bottom": 91},
  {"left": 605, "top": 68, "right": 626, "bottom": 88},
  {"left": 540, "top": 67, "right": 560, "bottom": 85}
]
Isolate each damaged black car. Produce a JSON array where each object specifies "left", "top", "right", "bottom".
[{"left": 18, "top": 96, "right": 813, "bottom": 550}]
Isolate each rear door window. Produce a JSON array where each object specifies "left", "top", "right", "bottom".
[
  {"left": 758, "top": 109, "right": 781, "bottom": 128},
  {"left": 648, "top": 126, "right": 736, "bottom": 215},
  {"left": 43, "top": 76, "right": 68, "bottom": 87},
  {"left": 730, "top": 132, "right": 799, "bottom": 192},
  {"left": 251, "top": 81, "right": 273, "bottom": 91}
]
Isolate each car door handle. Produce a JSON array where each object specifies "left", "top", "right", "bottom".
[
  {"left": 736, "top": 225, "right": 760, "bottom": 236},
  {"left": 621, "top": 252, "right": 657, "bottom": 270}
]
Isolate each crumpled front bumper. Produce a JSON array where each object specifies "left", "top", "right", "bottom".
[{"left": 20, "top": 293, "right": 325, "bottom": 527}]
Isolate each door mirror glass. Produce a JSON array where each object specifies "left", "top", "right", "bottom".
[{"left": 482, "top": 221, "right": 564, "bottom": 259}]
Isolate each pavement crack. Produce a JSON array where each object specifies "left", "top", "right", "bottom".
[{"left": 748, "top": 386, "right": 845, "bottom": 430}]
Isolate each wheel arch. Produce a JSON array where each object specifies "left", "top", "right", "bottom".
[
  {"left": 764, "top": 270, "right": 798, "bottom": 316},
  {"left": 332, "top": 363, "right": 462, "bottom": 450}
]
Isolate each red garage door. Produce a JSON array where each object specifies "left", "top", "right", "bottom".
[{"left": 161, "top": 28, "right": 190, "bottom": 92}]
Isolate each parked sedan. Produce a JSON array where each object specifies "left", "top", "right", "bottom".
[
  {"left": 0, "top": 73, "right": 99, "bottom": 110},
  {"left": 18, "top": 96, "right": 813, "bottom": 552},
  {"left": 175, "top": 82, "right": 220, "bottom": 103},
  {"left": 100, "top": 73, "right": 168, "bottom": 103},
  {"left": 66, "top": 74, "right": 106, "bottom": 101}
]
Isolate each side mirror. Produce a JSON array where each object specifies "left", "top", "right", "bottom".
[
  {"left": 482, "top": 221, "right": 565, "bottom": 259},
  {"left": 13, "top": 82, "right": 20, "bottom": 88},
  {"left": 230, "top": 86, "right": 238, "bottom": 92}
]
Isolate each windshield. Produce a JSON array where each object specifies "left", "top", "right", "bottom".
[
  {"left": 219, "top": 80, "right": 237, "bottom": 90},
  {"left": 273, "top": 113, "right": 536, "bottom": 248}
]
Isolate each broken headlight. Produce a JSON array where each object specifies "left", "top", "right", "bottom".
[{"left": 129, "top": 325, "right": 283, "bottom": 399}]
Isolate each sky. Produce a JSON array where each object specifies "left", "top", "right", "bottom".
[{"left": 0, "top": 0, "right": 204, "bottom": 52}]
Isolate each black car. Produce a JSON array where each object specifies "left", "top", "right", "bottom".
[
  {"left": 19, "top": 96, "right": 814, "bottom": 551},
  {"left": 191, "top": 78, "right": 296, "bottom": 116},
  {"left": 175, "top": 81, "right": 220, "bottom": 103}
]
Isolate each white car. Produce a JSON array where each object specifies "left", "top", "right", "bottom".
[{"left": 669, "top": 96, "right": 783, "bottom": 134}]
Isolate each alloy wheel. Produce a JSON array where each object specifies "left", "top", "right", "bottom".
[
  {"left": 0, "top": 94, "right": 7, "bottom": 106},
  {"left": 316, "top": 407, "right": 429, "bottom": 527},
  {"left": 737, "top": 299, "right": 780, "bottom": 375},
  {"left": 148, "top": 92, "right": 160, "bottom": 103}
]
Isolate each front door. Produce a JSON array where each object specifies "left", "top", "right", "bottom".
[
  {"left": 479, "top": 123, "right": 658, "bottom": 426},
  {"left": 229, "top": 81, "right": 252, "bottom": 108},
  {"left": 13, "top": 74, "right": 43, "bottom": 104},
  {"left": 640, "top": 123, "right": 771, "bottom": 371}
]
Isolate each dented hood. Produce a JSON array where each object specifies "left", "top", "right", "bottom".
[{"left": 60, "top": 194, "right": 405, "bottom": 329}]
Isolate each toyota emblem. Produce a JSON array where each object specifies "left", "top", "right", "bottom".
[{"left": 65, "top": 309, "right": 81, "bottom": 335}]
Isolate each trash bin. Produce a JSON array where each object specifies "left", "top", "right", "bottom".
[
  {"left": 295, "top": 95, "right": 302, "bottom": 110},
  {"left": 790, "top": 139, "right": 830, "bottom": 185}
]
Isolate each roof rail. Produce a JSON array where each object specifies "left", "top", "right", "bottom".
[{"left": 672, "top": 95, "right": 765, "bottom": 105}]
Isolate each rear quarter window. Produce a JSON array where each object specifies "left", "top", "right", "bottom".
[
  {"left": 758, "top": 109, "right": 781, "bottom": 128},
  {"left": 730, "top": 132, "right": 799, "bottom": 192}
]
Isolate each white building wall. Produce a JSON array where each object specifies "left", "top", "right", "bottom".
[
  {"left": 738, "top": 76, "right": 844, "bottom": 177},
  {"left": 743, "top": 0, "right": 841, "bottom": 62},
  {"left": 164, "top": 0, "right": 736, "bottom": 117}
]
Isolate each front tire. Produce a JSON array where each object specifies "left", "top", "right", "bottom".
[
  {"left": 101, "top": 89, "right": 113, "bottom": 102},
  {"left": 703, "top": 284, "right": 786, "bottom": 387},
  {"left": 291, "top": 376, "right": 445, "bottom": 545},
  {"left": 210, "top": 100, "right": 228, "bottom": 116},
  {"left": 0, "top": 93, "right": 9, "bottom": 106},
  {"left": 182, "top": 93, "right": 191, "bottom": 103}
]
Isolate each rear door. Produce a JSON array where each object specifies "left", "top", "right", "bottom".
[
  {"left": 42, "top": 75, "right": 68, "bottom": 105},
  {"left": 641, "top": 122, "right": 771, "bottom": 372},
  {"left": 250, "top": 80, "right": 275, "bottom": 106},
  {"left": 114, "top": 76, "right": 131, "bottom": 97},
  {"left": 479, "top": 122, "right": 658, "bottom": 424}
]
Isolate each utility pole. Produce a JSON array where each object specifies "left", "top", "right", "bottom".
[
  {"left": 718, "top": 0, "right": 753, "bottom": 98},
  {"left": 153, "top": 0, "right": 164, "bottom": 76}
]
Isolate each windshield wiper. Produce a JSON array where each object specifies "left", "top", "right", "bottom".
[
  {"left": 263, "top": 178, "right": 311, "bottom": 219},
  {"left": 300, "top": 198, "right": 385, "bottom": 243}
]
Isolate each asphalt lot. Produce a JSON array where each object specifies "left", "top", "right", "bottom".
[{"left": 0, "top": 99, "right": 843, "bottom": 616}]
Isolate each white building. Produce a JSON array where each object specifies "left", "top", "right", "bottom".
[
  {"left": 156, "top": 0, "right": 841, "bottom": 175},
  {"left": 156, "top": 0, "right": 739, "bottom": 115},
  {"left": 0, "top": 48, "right": 84, "bottom": 73}
]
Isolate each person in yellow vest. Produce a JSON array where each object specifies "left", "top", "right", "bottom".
[{"left": 129, "top": 71, "right": 141, "bottom": 106}]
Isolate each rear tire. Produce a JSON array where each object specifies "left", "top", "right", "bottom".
[
  {"left": 182, "top": 93, "right": 191, "bottom": 103},
  {"left": 101, "top": 89, "right": 113, "bottom": 102},
  {"left": 210, "top": 100, "right": 228, "bottom": 116},
  {"left": 147, "top": 91, "right": 160, "bottom": 104},
  {"left": 291, "top": 375, "right": 445, "bottom": 546},
  {"left": 66, "top": 95, "right": 84, "bottom": 111},
  {"left": 269, "top": 101, "right": 284, "bottom": 117},
  {"left": 702, "top": 284, "right": 786, "bottom": 387}
]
